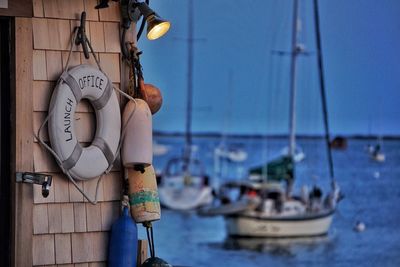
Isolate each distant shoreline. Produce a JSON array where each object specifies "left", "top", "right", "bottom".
[{"left": 153, "top": 131, "right": 400, "bottom": 140}]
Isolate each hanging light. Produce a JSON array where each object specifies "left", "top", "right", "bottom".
[{"left": 136, "top": 2, "right": 171, "bottom": 40}]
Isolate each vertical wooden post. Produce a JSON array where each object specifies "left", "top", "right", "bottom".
[
  {"left": 137, "top": 239, "right": 148, "bottom": 266},
  {"left": 10, "top": 17, "right": 34, "bottom": 267}
]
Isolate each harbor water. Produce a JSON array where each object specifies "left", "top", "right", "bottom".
[{"left": 139, "top": 136, "right": 400, "bottom": 267}]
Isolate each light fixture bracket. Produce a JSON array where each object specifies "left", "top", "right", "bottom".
[{"left": 121, "top": 0, "right": 143, "bottom": 29}]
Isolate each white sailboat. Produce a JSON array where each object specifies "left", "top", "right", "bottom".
[
  {"left": 214, "top": 72, "right": 248, "bottom": 164},
  {"left": 367, "top": 137, "right": 385, "bottom": 162},
  {"left": 153, "top": 141, "right": 170, "bottom": 156},
  {"left": 200, "top": 0, "right": 341, "bottom": 237},
  {"left": 158, "top": 0, "right": 213, "bottom": 210}
]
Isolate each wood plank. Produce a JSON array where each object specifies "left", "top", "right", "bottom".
[
  {"left": 33, "top": 18, "right": 71, "bottom": 50},
  {"left": 32, "top": 18, "right": 50, "bottom": 50},
  {"left": 102, "top": 172, "right": 122, "bottom": 201},
  {"left": 89, "top": 21, "right": 105, "bottom": 53},
  {"left": 32, "top": 234, "right": 55, "bottom": 266},
  {"left": 33, "top": 142, "right": 59, "bottom": 173},
  {"left": 137, "top": 240, "right": 148, "bottom": 266},
  {"left": 75, "top": 264, "right": 89, "bottom": 267},
  {"left": 61, "top": 203, "right": 75, "bottom": 233},
  {"left": 75, "top": 112, "right": 96, "bottom": 142},
  {"left": 99, "top": 1, "right": 120, "bottom": 22},
  {"left": 69, "top": 180, "right": 84, "bottom": 202},
  {"left": 43, "top": 0, "right": 84, "bottom": 20},
  {"left": 73, "top": 203, "right": 87, "bottom": 232},
  {"left": 55, "top": 234, "right": 72, "bottom": 264},
  {"left": 71, "top": 232, "right": 108, "bottom": 263},
  {"left": 32, "top": 112, "right": 48, "bottom": 142},
  {"left": 33, "top": 81, "right": 54, "bottom": 111},
  {"left": 81, "top": 52, "right": 100, "bottom": 67},
  {"left": 0, "top": 0, "right": 32, "bottom": 16},
  {"left": 86, "top": 203, "right": 102, "bottom": 232},
  {"left": 89, "top": 263, "right": 107, "bottom": 267},
  {"left": 99, "top": 53, "right": 120, "bottom": 83},
  {"left": 33, "top": 204, "right": 49, "bottom": 234},
  {"left": 11, "top": 17, "right": 34, "bottom": 267},
  {"left": 46, "top": 50, "right": 63, "bottom": 81},
  {"left": 104, "top": 22, "right": 120, "bottom": 53},
  {"left": 83, "top": 176, "right": 104, "bottom": 203},
  {"left": 62, "top": 51, "right": 82, "bottom": 70},
  {"left": 33, "top": 0, "right": 44, "bottom": 17},
  {"left": 33, "top": 50, "right": 47, "bottom": 80},
  {"left": 53, "top": 176, "right": 70, "bottom": 203},
  {"left": 84, "top": 0, "right": 99, "bottom": 21},
  {"left": 51, "top": 19, "right": 72, "bottom": 51},
  {"left": 100, "top": 201, "right": 120, "bottom": 231},
  {"left": 54, "top": 175, "right": 70, "bottom": 203},
  {"left": 48, "top": 203, "right": 62, "bottom": 233}
]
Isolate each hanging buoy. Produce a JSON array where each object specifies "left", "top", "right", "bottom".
[
  {"left": 122, "top": 99, "right": 153, "bottom": 168},
  {"left": 108, "top": 206, "right": 138, "bottom": 267},
  {"left": 141, "top": 257, "right": 172, "bottom": 267},
  {"left": 128, "top": 165, "right": 161, "bottom": 223},
  {"left": 139, "top": 79, "right": 163, "bottom": 115},
  {"left": 48, "top": 64, "right": 121, "bottom": 180}
]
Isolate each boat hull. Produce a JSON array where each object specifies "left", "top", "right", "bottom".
[
  {"left": 225, "top": 210, "right": 334, "bottom": 237},
  {"left": 159, "top": 186, "right": 213, "bottom": 210}
]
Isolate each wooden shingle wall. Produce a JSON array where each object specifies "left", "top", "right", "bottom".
[{"left": 30, "top": 1, "right": 133, "bottom": 266}]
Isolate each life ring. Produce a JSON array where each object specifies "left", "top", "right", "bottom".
[{"left": 48, "top": 64, "right": 121, "bottom": 180}]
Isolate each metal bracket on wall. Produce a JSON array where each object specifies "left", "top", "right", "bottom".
[{"left": 16, "top": 172, "right": 52, "bottom": 198}]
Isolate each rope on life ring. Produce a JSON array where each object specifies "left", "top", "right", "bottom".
[{"left": 48, "top": 64, "right": 121, "bottom": 180}]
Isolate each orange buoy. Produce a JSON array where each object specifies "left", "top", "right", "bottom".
[
  {"left": 139, "top": 79, "right": 163, "bottom": 115},
  {"left": 127, "top": 165, "right": 161, "bottom": 223},
  {"left": 122, "top": 99, "right": 152, "bottom": 169}
]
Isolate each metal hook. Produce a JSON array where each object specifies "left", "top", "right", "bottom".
[{"left": 75, "top": 12, "right": 90, "bottom": 59}]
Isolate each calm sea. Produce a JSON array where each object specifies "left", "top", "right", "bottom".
[{"left": 137, "top": 136, "right": 400, "bottom": 267}]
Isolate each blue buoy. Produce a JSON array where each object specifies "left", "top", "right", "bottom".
[{"left": 108, "top": 206, "right": 138, "bottom": 267}]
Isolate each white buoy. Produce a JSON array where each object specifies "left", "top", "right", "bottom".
[
  {"left": 354, "top": 221, "right": 366, "bottom": 232},
  {"left": 122, "top": 99, "right": 152, "bottom": 168}
]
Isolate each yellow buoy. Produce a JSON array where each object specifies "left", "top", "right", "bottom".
[{"left": 127, "top": 165, "right": 161, "bottom": 223}]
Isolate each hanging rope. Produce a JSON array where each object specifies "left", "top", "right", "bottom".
[{"left": 144, "top": 222, "right": 156, "bottom": 258}]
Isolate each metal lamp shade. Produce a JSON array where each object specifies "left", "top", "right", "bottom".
[{"left": 146, "top": 14, "right": 170, "bottom": 40}]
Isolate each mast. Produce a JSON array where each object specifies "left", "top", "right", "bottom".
[
  {"left": 183, "top": 0, "right": 194, "bottom": 171},
  {"left": 313, "top": 0, "right": 335, "bottom": 183},
  {"left": 288, "top": 0, "right": 300, "bottom": 158}
]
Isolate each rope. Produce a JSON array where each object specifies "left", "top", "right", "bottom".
[
  {"left": 35, "top": 28, "right": 138, "bottom": 204},
  {"left": 145, "top": 222, "right": 155, "bottom": 258}
]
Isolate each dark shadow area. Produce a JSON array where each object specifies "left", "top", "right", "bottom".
[{"left": 0, "top": 17, "right": 12, "bottom": 267}]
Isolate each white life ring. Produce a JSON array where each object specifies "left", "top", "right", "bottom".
[{"left": 48, "top": 64, "right": 121, "bottom": 180}]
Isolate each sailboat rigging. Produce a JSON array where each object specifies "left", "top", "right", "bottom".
[
  {"left": 199, "top": 0, "right": 342, "bottom": 237},
  {"left": 158, "top": 0, "right": 213, "bottom": 210}
]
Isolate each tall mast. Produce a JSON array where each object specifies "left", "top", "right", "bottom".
[
  {"left": 288, "top": 0, "right": 300, "bottom": 158},
  {"left": 184, "top": 0, "right": 194, "bottom": 171},
  {"left": 313, "top": 0, "right": 335, "bottom": 182}
]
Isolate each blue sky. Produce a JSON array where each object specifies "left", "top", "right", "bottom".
[{"left": 139, "top": 0, "right": 400, "bottom": 135}]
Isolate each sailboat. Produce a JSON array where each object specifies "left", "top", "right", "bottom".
[
  {"left": 366, "top": 112, "right": 385, "bottom": 162},
  {"left": 368, "top": 137, "right": 385, "bottom": 162},
  {"left": 199, "top": 0, "right": 342, "bottom": 237},
  {"left": 214, "top": 72, "right": 248, "bottom": 164},
  {"left": 158, "top": 0, "right": 213, "bottom": 210}
]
